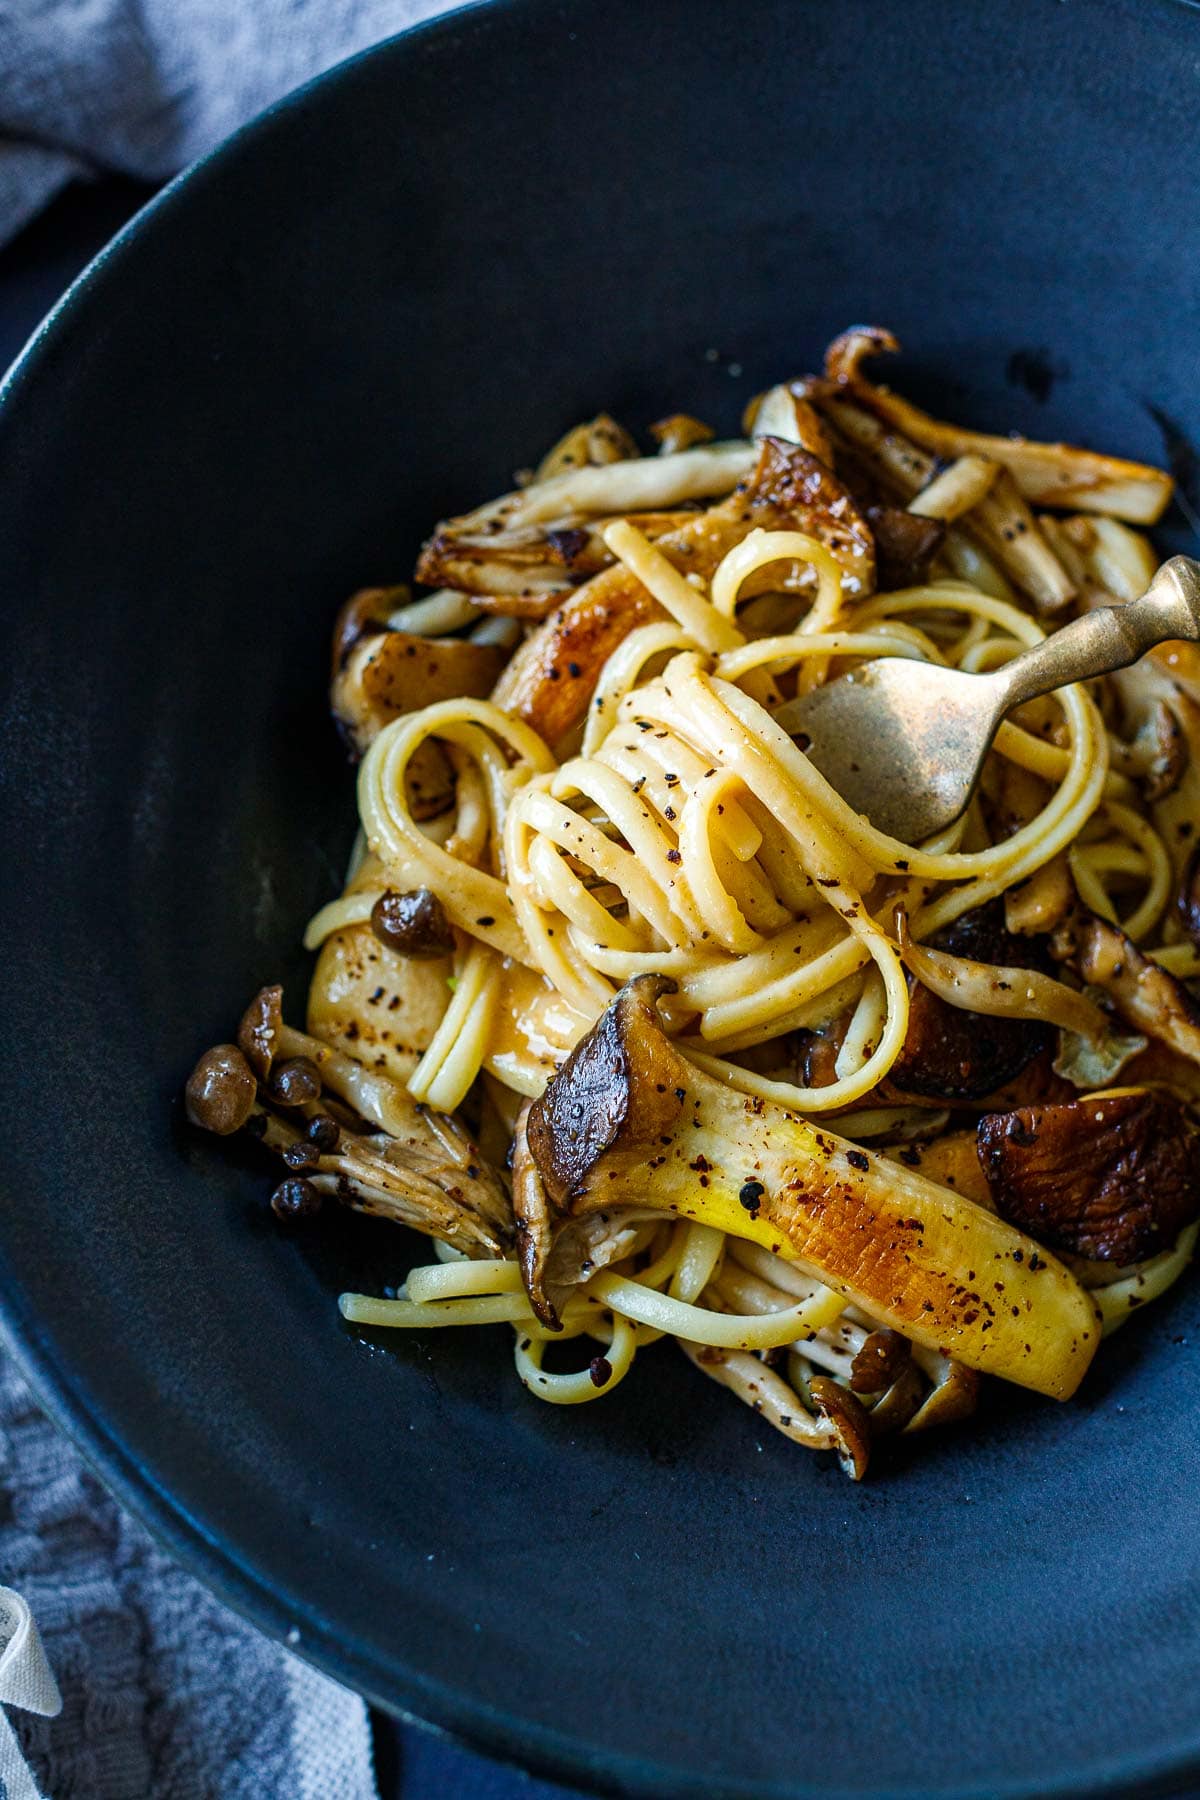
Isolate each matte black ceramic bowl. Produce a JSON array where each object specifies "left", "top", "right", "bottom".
[{"left": 2, "top": 2, "right": 1200, "bottom": 1795}]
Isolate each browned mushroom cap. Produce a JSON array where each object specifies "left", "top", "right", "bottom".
[
  {"left": 808, "top": 1376, "right": 872, "bottom": 1479},
  {"left": 864, "top": 504, "right": 945, "bottom": 589},
  {"left": 1053, "top": 913, "right": 1200, "bottom": 1066},
  {"left": 977, "top": 1088, "right": 1200, "bottom": 1263},
  {"left": 849, "top": 1328, "right": 910, "bottom": 1394},
  {"left": 238, "top": 985, "right": 283, "bottom": 1081},
  {"left": 185, "top": 1044, "right": 257, "bottom": 1134},
  {"left": 649, "top": 413, "right": 715, "bottom": 454},
  {"left": 492, "top": 438, "right": 875, "bottom": 749},
  {"left": 904, "top": 1359, "right": 981, "bottom": 1434},
  {"left": 370, "top": 888, "right": 455, "bottom": 960},
  {"left": 888, "top": 903, "right": 1053, "bottom": 1102},
  {"left": 515, "top": 976, "right": 1101, "bottom": 1399},
  {"left": 331, "top": 629, "right": 509, "bottom": 760},
  {"left": 525, "top": 975, "right": 681, "bottom": 1208},
  {"left": 330, "top": 585, "right": 408, "bottom": 677}
]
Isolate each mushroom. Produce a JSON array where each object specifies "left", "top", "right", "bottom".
[
  {"left": 331, "top": 628, "right": 508, "bottom": 758},
  {"left": 885, "top": 1130, "right": 993, "bottom": 1207},
  {"left": 810, "top": 388, "right": 1077, "bottom": 613},
  {"left": 1052, "top": 912, "right": 1200, "bottom": 1066},
  {"left": 492, "top": 437, "right": 876, "bottom": 750},
  {"left": 370, "top": 888, "right": 456, "bottom": 959},
  {"left": 863, "top": 504, "right": 945, "bottom": 589},
  {"left": 649, "top": 414, "right": 716, "bottom": 455},
  {"left": 512, "top": 975, "right": 1100, "bottom": 1398},
  {"left": 188, "top": 986, "right": 513, "bottom": 1258},
  {"left": 887, "top": 903, "right": 1056, "bottom": 1102},
  {"left": 534, "top": 413, "right": 639, "bottom": 480},
  {"left": 415, "top": 440, "right": 758, "bottom": 602},
  {"left": 903, "top": 1355, "right": 981, "bottom": 1434},
  {"left": 977, "top": 1088, "right": 1200, "bottom": 1263},
  {"left": 743, "top": 384, "right": 836, "bottom": 465},
  {"left": 819, "top": 325, "right": 1173, "bottom": 523},
  {"left": 849, "top": 1327, "right": 911, "bottom": 1395}
]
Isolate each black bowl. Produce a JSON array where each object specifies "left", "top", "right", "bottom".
[{"left": 2, "top": 3, "right": 1199, "bottom": 1795}]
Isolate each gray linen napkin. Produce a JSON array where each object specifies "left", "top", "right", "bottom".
[
  {"left": 0, "top": 0, "right": 450, "bottom": 245},
  {"left": 0, "top": 1353, "right": 379, "bottom": 1799},
  {"left": 0, "top": 2, "right": 457, "bottom": 1792}
]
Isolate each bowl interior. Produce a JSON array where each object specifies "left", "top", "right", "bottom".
[{"left": 1, "top": 2, "right": 1199, "bottom": 1795}]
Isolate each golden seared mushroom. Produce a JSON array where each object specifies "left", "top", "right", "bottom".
[
  {"left": 743, "top": 384, "right": 836, "bottom": 464},
  {"left": 863, "top": 505, "right": 945, "bottom": 588},
  {"left": 513, "top": 975, "right": 1101, "bottom": 1399},
  {"left": 492, "top": 438, "right": 876, "bottom": 749},
  {"left": 977, "top": 1089, "right": 1200, "bottom": 1264},
  {"left": 1053, "top": 913, "right": 1200, "bottom": 1066},
  {"left": 648, "top": 413, "right": 716, "bottom": 455},
  {"left": 187, "top": 986, "right": 512, "bottom": 1258},
  {"left": 331, "top": 629, "right": 508, "bottom": 759},
  {"left": 819, "top": 325, "right": 1174, "bottom": 524},
  {"left": 415, "top": 436, "right": 757, "bottom": 602}
]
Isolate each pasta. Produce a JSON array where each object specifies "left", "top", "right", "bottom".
[{"left": 186, "top": 329, "right": 1200, "bottom": 1479}]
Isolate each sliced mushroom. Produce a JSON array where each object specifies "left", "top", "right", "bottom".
[
  {"left": 977, "top": 1088, "right": 1200, "bottom": 1263},
  {"left": 1052, "top": 913, "right": 1200, "bottom": 1066},
  {"left": 810, "top": 388, "right": 1075, "bottom": 612},
  {"left": 331, "top": 630, "right": 508, "bottom": 758},
  {"left": 330, "top": 584, "right": 408, "bottom": 675},
  {"left": 513, "top": 975, "right": 1100, "bottom": 1398},
  {"left": 887, "top": 903, "right": 1054, "bottom": 1102},
  {"left": 820, "top": 325, "right": 1173, "bottom": 523},
  {"left": 308, "top": 923, "right": 452, "bottom": 1085},
  {"left": 885, "top": 1130, "right": 993, "bottom": 1208},
  {"left": 189, "top": 987, "right": 512, "bottom": 1257},
  {"left": 864, "top": 504, "right": 945, "bottom": 589},
  {"left": 535, "top": 413, "right": 639, "bottom": 481},
  {"left": 492, "top": 437, "right": 875, "bottom": 749},
  {"left": 743, "top": 385, "right": 836, "bottom": 464}
]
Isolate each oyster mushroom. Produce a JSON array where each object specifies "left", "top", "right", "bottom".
[
  {"left": 977, "top": 1088, "right": 1200, "bottom": 1263},
  {"left": 1052, "top": 913, "right": 1200, "bottom": 1066},
  {"left": 512, "top": 975, "right": 1100, "bottom": 1398},
  {"left": 492, "top": 437, "right": 876, "bottom": 749},
  {"left": 331, "top": 628, "right": 508, "bottom": 759},
  {"left": 820, "top": 325, "right": 1173, "bottom": 523}
]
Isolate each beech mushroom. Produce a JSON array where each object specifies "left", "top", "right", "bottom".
[
  {"left": 187, "top": 986, "right": 513, "bottom": 1258},
  {"left": 512, "top": 975, "right": 1100, "bottom": 1398}
]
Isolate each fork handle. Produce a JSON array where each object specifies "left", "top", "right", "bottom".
[{"left": 996, "top": 555, "right": 1200, "bottom": 713}]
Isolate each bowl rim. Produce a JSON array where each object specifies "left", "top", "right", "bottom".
[{"left": 3, "top": 3, "right": 1200, "bottom": 1796}]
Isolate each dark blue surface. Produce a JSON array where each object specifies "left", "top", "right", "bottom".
[
  {"left": 0, "top": 176, "right": 588, "bottom": 1800},
  {"left": 0, "top": 5, "right": 1199, "bottom": 1796}
]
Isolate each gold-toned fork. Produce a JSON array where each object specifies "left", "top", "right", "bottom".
[{"left": 776, "top": 554, "right": 1200, "bottom": 843}]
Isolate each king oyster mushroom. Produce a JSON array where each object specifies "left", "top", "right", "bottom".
[{"left": 510, "top": 975, "right": 1100, "bottom": 1398}]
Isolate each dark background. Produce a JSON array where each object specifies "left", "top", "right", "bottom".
[{"left": 0, "top": 173, "right": 588, "bottom": 1800}]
